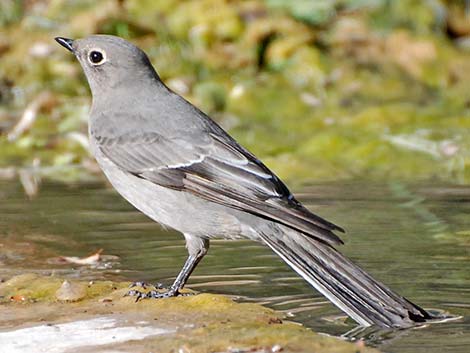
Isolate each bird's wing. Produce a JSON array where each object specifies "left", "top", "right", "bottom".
[{"left": 95, "top": 128, "right": 344, "bottom": 246}]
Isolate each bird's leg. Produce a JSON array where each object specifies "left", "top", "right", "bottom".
[
  {"left": 126, "top": 235, "right": 209, "bottom": 300},
  {"left": 143, "top": 253, "right": 203, "bottom": 299}
]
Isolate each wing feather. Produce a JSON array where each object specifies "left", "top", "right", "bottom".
[{"left": 95, "top": 129, "right": 344, "bottom": 246}]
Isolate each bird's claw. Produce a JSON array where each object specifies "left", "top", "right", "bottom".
[
  {"left": 124, "top": 289, "right": 147, "bottom": 302},
  {"left": 124, "top": 287, "right": 196, "bottom": 300},
  {"left": 128, "top": 281, "right": 168, "bottom": 290},
  {"left": 128, "top": 281, "right": 149, "bottom": 289},
  {"left": 144, "top": 289, "right": 195, "bottom": 298},
  {"left": 124, "top": 288, "right": 177, "bottom": 300},
  {"left": 145, "top": 289, "right": 177, "bottom": 299}
]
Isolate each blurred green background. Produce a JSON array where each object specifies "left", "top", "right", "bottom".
[{"left": 0, "top": 0, "right": 469, "bottom": 190}]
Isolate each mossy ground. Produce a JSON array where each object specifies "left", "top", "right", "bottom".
[{"left": 0, "top": 273, "right": 379, "bottom": 353}]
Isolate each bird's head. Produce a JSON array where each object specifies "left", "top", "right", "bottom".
[{"left": 55, "top": 35, "right": 160, "bottom": 99}]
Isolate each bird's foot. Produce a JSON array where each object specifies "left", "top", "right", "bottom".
[
  {"left": 125, "top": 287, "right": 195, "bottom": 302},
  {"left": 128, "top": 281, "right": 168, "bottom": 290}
]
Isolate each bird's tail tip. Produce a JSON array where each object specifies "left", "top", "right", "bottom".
[{"left": 260, "top": 226, "right": 433, "bottom": 328}]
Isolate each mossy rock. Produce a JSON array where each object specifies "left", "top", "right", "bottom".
[{"left": 0, "top": 273, "right": 380, "bottom": 353}]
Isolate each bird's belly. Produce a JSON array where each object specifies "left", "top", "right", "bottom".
[{"left": 93, "top": 149, "right": 257, "bottom": 240}]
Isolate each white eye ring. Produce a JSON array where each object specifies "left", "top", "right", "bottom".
[{"left": 87, "top": 48, "right": 107, "bottom": 66}]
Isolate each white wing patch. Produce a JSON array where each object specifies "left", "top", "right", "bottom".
[{"left": 164, "top": 154, "right": 206, "bottom": 169}]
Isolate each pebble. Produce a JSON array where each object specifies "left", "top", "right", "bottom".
[{"left": 55, "top": 280, "right": 87, "bottom": 301}]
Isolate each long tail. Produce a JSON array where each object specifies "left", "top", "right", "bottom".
[{"left": 259, "top": 225, "right": 432, "bottom": 328}]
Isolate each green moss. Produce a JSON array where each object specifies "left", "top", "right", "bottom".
[
  {"left": 0, "top": 273, "right": 128, "bottom": 303},
  {"left": 0, "top": 0, "right": 469, "bottom": 185},
  {"left": 0, "top": 274, "right": 380, "bottom": 353}
]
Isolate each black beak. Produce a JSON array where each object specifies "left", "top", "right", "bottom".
[{"left": 55, "top": 37, "right": 75, "bottom": 53}]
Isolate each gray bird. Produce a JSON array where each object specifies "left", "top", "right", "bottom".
[{"left": 55, "top": 35, "right": 432, "bottom": 328}]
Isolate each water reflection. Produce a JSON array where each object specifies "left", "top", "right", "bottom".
[{"left": 0, "top": 180, "right": 469, "bottom": 352}]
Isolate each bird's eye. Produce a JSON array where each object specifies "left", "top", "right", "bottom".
[{"left": 88, "top": 49, "right": 106, "bottom": 65}]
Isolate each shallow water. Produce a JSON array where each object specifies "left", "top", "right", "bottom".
[{"left": 1, "top": 179, "right": 469, "bottom": 352}]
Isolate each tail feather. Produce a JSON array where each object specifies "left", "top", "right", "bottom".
[{"left": 260, "top": 226, "right": 432, "bottom": 328}]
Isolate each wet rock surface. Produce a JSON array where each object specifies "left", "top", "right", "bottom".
[{"left": 0, "top": 273, "right": 378, "bottom": 353}]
